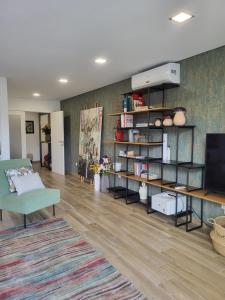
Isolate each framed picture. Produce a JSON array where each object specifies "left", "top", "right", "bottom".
[{"left": 26, "top": 121, "right": 34, "bottom": 134}]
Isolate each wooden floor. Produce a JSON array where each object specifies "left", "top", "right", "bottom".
[{"left": 1, "top": 165, "right": 225, "bottom": 300}]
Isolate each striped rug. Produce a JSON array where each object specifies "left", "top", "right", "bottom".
[{"left": 0, "top": 218, "right": 146, "bottom": 300}]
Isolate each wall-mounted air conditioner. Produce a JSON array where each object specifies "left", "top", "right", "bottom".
[{"left": 131, "top": 63, "right": 180, "bottom": 91}]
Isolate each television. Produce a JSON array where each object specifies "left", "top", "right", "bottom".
[{"left": 205, "top": 133, "right": 225, "bottom": 195}]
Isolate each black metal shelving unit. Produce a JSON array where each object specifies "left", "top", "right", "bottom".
[{"left": 108, "top": 84, "right": 205, "bottom": 231}]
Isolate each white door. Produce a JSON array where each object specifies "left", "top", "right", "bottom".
[{"left": 51, "top": 111, "right": 65, "bottom": 175}]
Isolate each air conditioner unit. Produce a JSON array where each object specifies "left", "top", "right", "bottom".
[{"left": 131, "top": 63, "right": 180, "bottom": 91}]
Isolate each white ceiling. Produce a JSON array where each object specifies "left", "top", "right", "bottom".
[{"left": 0, "top": 0, "right": 225, "bottom": 102}]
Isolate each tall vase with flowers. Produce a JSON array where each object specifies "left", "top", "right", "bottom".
[{"left": 90, "top": 155, "right": 111, "bottom": 192}]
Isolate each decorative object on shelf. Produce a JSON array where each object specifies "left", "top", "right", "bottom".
[
  {"left": 113, "top": 162, "right": 122, "bottom": 172},
  {"left": 173, "top": 107, "right": 186, "bottom": 126},
  {"left": 163, "top": 133, "right": 169, "bottom": 161},
  {"left": 121, "top": 113, "right": 133, "bottom": 128},
  {"left": 122, "top": 95, "right": 132, "bottom": 112},
  {"left": 132, "top": 93, "right": 144, "bottom": 110},
  {"left": 134, "top": 162, "right": 142, "bottom": 176},
  {"left": 26, "top": 121, "right": 34, "bottom": 134},
  {"left": 127, "top": 150, "right": 135, "bottom": 157},
  {"left": 163, "top": 115, "right": 173, "bottom": 127},
  {"left": 135, "top": 122, "right": 148, "bottom": 127},
  {"left": 115, "top": 118, "right": 124, "bottom": 141},
  {"left": 42, "top": 125, "right": 51, "bottom": 142},
  {"left": 138, "top": 134, "right": 148, "bottom": 143},
  {"left": 154, "top": 118, "right": 162, "bottom": 127},
  {"left": 119, "top": 150, "right": 126, "bottom": 157},
  {"left": 79, "top": 106, "right": 103, "bottom": 182},
  {"left": 128, "top": 129, "right": 134, "bottom": 142},
  {"left": 139, "top": 183, "right": 147, "bottom": 201}
]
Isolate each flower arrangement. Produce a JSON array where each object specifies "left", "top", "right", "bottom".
[
  {"left": 42, "top": 124, "right": 51, "bottom": 135},
  {"left": 90, "top": 155, "right": 111, "bottom": 176}
]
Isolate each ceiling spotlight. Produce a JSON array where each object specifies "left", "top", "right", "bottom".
[
  {"left": 170, "top": 12, "right": 193, "bottom": 23},
  {"left": 58, "top": 78, "right": 68, "bottom": 83},
  {"left": 33, "top": 92, "right": 40, "bottom": 97},
  {"left": 95, "top": 57, "right": 107, "bottom": 64}
]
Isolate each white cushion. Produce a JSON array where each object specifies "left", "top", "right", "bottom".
[{"left": 11, "top": 173, "right": 45, "bottom": 196}]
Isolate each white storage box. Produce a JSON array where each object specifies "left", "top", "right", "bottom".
[{"left": 151, "top": 192, "right": 186, "bottom": 215}]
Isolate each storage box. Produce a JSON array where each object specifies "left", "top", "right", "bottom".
[{"left": 151, "top": 192, "right": 186, "bottom": 215}]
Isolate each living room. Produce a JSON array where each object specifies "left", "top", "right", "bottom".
[{"left": 0, "top": 1, "right": 225, "bottom": 299}]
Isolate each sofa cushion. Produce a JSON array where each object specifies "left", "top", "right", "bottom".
[
  {"left": 12, "top": 173, "right": 45, "bottom": 196},
  {"left": 5, "top": 166, "right": 33, "bottom": 193},
  {"left": 0, "top": 188, "right": 60, "bottom": 215}
]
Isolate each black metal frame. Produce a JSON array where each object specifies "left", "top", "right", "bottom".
[
  {"left": 174, "top": 194, "right": 203, "bottom": 232},
  {"left": 109, "top": 83, "right": 205, "bottom": 232},
  {"left": 22, "top": 205, "right": 56, "bottom": 228}
]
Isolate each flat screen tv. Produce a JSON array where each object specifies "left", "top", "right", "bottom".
[{"left": 205, "top": 133, "right": 225, "bottom": 195}]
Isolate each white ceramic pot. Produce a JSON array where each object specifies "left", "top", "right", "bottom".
[
  {"left": 173, "top": 108, "right": 186, "bottom": 126},
  {"left": 139, "top": 183, "right": 147, "bottom": 201},
  {"left": 94, "top": 174, "right": 101, "bottom": 192}
]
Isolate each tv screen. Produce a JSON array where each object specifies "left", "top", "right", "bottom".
[{"left": 205, "top": 133, "right": 225, "bottom": 194}]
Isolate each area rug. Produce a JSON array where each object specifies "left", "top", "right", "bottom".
[{"left": 0, "top": 218, "right": 146, "bottom": 300}]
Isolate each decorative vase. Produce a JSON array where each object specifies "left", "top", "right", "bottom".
[
  {"left": 163, "top": 115, "right": 173, "bottom": 127},
  {"left": 100, "top": 175, "right": 109, "bottom": 192},
  {"left": 155, "top": 118, "right": 162, "bottom": 127},
  {"left": 94, "top": 174, "right": 100, "bottom": 192},
  {"left": 173, "top": 107, "right": 186, "bottom": 126},
  {"left": 139, "top": 183, "right": 147, "bottom": 201}
]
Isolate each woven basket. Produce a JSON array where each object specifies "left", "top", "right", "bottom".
[
  {"left": 210, "top": 230, "right": 225, "bottom": 257},
  {"left": 208, "top": 216, "right": 225, "bottom": 237}
]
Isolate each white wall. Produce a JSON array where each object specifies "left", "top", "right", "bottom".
[
  {"left": 9, "top": 98, "right": 60, "bottom": 113},
  {"left": 9, "top": 115, "right": 22, "bottom": 158},
  {"left": 25, "top": 112, "right": 40, "bottom": 161},
  {"left": 8, "top": 111, "right": 26, "bottom": 159},
  {"left": 0, "top": 77, "right": 10, "bottom": 160}
]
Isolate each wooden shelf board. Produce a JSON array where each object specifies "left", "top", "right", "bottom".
[
  {"left": 109, "top": 171, "right": 225, "bottom": 205},
  {"left": 108, "top": 107, "right": 174, "bottom": 116},
  {"left": 105, "top": 141, "right": 163, "bottom": 146}
]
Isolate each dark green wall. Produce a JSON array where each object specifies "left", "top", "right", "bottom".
[{"left": 61, "top": 45, "right": 225, "bottom": 219}]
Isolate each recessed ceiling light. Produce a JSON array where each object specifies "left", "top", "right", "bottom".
[
  {"left": 170, "top": 12, "right": 193, "bottom": 23},
  {"left": 33, "top": 92, "right": 40, "bottom": 97},
  {"left": 95, "top": 57, "right": 107, "bottom": 64},
  {"left": 58, "top": 78, "right": 68, "bottom": 83}
]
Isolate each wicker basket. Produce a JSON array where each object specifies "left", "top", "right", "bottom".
[
  {"left": 210, "top": 230, "right": 225, "bottom": 256},
  {"left": 208, "top": 216, "right": 225, "bottom": 237}
]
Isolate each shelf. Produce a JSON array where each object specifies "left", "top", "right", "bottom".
[
  {"left": 108, "top": 107, "right": 174, "bottom": 116},
  {"left": 116, "top": 157, "right": 204, "bottom": 169},
  {"left": 118, "top": 155, "right": 162, "bottom": 162},
  {"left": 109, "top": 171, "right": 210, "bottom": 200},
  {"left": 113, "top": 125, "right": 195, "bottom": 129},
  {"left": 161, "top": 160, "right": 205, "bottom": 168},
  {"left": 105, "top": 141, "right": 163, "bottom": 146}
]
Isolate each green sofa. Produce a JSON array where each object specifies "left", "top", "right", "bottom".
[{"left": 0, "top": 159, "right": 60, "bottom": 227}]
